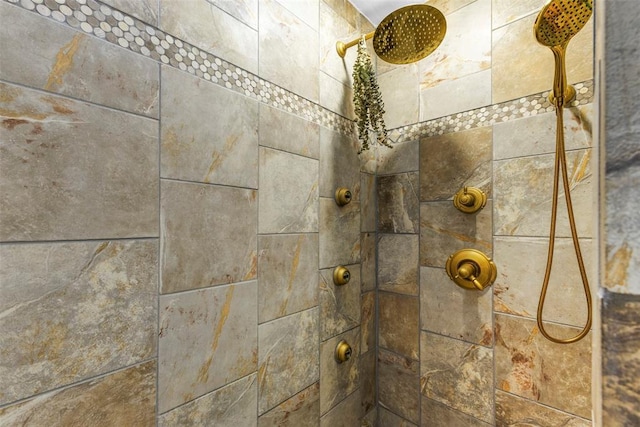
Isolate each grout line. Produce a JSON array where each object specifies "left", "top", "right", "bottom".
[{"left": 0, "top": 236, "right": 159, "bottom": 246}]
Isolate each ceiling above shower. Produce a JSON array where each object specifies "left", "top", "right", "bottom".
[{"left": 349, "top": 0, "right": 421, "bottom": 25}]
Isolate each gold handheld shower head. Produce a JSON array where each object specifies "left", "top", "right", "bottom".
[
  {"left": 533, "top": 0, "right": 592, "bottom": 104},
  {"left": 336, "top": 4, "right": 446, "bottom": 65}
]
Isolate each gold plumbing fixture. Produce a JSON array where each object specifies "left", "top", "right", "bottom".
[
  {"left": 335, "top": 187, "right": 352, "bottom": 206},
  {"left": 453, "top": 186, "right": 487, "bottom": 214},
  {"left": 533, "top": 0, "right": 592, "bottom": 345},
  {"left": 336, "top": 5, "right": 447, "bottom": 65},
  {"left": 333, "top": 266, "right": 351, "bottom": 286},
  {"left": 335, "top": 340, "right": 353, "bottom": 363},
  {"left": 446, "top": 249, "right": 497, "bottom": 291}
]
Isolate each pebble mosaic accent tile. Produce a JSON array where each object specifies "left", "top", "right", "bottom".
[{"left": 5, "top": 0, "right": 594, "bottom": 140}]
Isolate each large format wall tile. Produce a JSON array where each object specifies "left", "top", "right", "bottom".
[
  {"left": 274, "top": 0, "right": 319, "bottom": 30},
  {"left": 320, "top": 328, "right": 360, "bottom": 414},
  {"left": 377, "top": 139, "right": 419, "bottom": 175},
  {"left": 361, "top": 173, "right": 376, "bottom": 232},
  {"left": 208, "top": 0, "right": 257, "bottom": 29},
  {"left": 421, "top": 267, "right": 493, "bottom": 346},
  {"left": 377, "top": 173, "right": 419, "bottom": 234},
  {"left": 319, "top": 198, "right": 360, "bottom": 268},
  {"left": 379, "top": 292, "right": 419, "bottom": 360},
  {"left": 361, "top": 291, "right": 376, "bottom": 354},
  {"left": 258, "top": 308, "right": 319, "bottom": 414},
  {"left": 0, "top": 82, "right": 158, "bottom": 242},
  {"left": 161, "top": 66, "right": 259, "bottom": 188},
  {"left": 378, "top": 349, "right": 420, "bottom": 424},
  {"left": 360, "top": 232, "right": 376, "bottom": 292},
  {"left": 318, "top": 0, "right": 359, "bottom": 87},
  {"left": 0, "top": 240, "right": 157, "bottom": 405},
  {"left": 360, "top": 350, "right": 376, "bottom": 415},
  {"left": 494, "top": 149, "right": 593, "bottom": 237},
  {"left": 377, "top": 65, "right": 420, "bottom": 128},
  {"left": 0, "top": 361, "right": 156, "bottom": 426},
  {"left": 160, "top": 180, "right": 257, "bottom": 293},
  {"left": 320, "top": 265, "right": 361, "bottom": 340},
  {"left": 320, "top": 389, "right": 361, "bottom": 427},
  {"left": 494, "top": 314, "right": 591, "bottom": 418},
  {"left": 259, "top": 0, "right": 319, "bottom": 102},
  {"left": 378, "top": 234, "right": 419, "bottom": 296},
  {"left": 491, "top": 0, "right": 547, "bottom": 29},
  {"left": 378, "top": 408, "right": 416, "bottom": 427},
  {"left": 159, "top": 0, "right": 258, "bottom": 73},
  {"left": 0, "top": 3, "right": 159, "bottom": 117},
  {"left": 420, "top": 69, "right": 492, "bottom": 121},
  {"left": 259, "top": 104, "right": 319, "bottom": 159},
  {"left": 159, "top": 374, "right": 257, "bottom": 426},
  {"left": 319, "top": 71, "right": 354, "bottom": 119},
  {"left": 258, "top": 147, "right": 319, "bottom": 233},
  {"left": 421, "top": 331, "right": 494, "bottom": 423},
  {"left": 100, "top": 0, "right": 159, "bottom": 24},
  {"left": 158, "top": 282, "right": 258, "bottom": 413},
  {"left": 495, "top": 390, "right": 590, "bottom": 427},
  {"left": 420, "top": 126, "right": 492, "bottom": 201},
  {"left": 420, "top": 201, "right": 493, "bottom": 268},
  {"left": 422, "top": 397, "right": 491, "bottom": 427},
  {"left": 257, "top": 233, "right": 318, "bottom": 323},
  {"left": 493, "top": 236, "right": 595, "bottom": 326},
  {"left": 258, "top": 382, "right": 320, "bottom": 426},
  {"left": 320, "top": 127, "right": 362, "bottom": 200}
]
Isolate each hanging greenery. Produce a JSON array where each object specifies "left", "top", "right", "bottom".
[{"left": 352, "top": 36, "right": 392, "bottom": 153}]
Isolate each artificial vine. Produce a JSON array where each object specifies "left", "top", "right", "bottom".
[{"left": 352, "top": 36, "right": 392, "bottom": 153}]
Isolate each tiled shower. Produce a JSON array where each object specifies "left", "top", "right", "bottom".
[{"left": 0, "top": 0, "right": 638, "bottom": 426}]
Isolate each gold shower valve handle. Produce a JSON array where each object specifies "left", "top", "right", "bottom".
[
  {"left": 335, "top": 187, "right": 352, "bottom": 206},
  {"left": 453, "top": 187, "right": 486, "bottom": 214},
  {"left": 455, "top": 262, "right": 484, "bottom": 290},
  {"left": 335, "top": 340, "right": 352, "bottom": 363},
  {"left": 446, "top": 249, "right": 497, "bottom": 291},
  {"left": 333, "top": 266, "right": 351, "bottom": 286}
]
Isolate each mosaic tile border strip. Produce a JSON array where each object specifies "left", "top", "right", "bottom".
[{"left": 5, "top": 0, "right": 594, "bottom": 143}]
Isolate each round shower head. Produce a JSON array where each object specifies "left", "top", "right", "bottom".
[
  {"left": 373, "top": 4, "right": 446, "bottom": 65},
  {"left": 534, "top": 0, "right": 592, "bottom": 48}
]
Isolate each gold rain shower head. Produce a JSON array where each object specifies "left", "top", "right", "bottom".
[{"left": 336, "top": 4, "right": 446, "bottom": 65}]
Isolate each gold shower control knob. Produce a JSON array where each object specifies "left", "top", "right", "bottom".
[
  {"left": 453, "top": 187, "right": 487, "bottom": 214},
  {"left": 335, "top": 187, "right": 352, "bottom": 206},
  {"left": 335, "top": 340, "right": 352, "bottom": 363},
  {"left": 333, "top": 266, "right": 351, "bottom": 286},
  {"left": 445, "top": 249, "right": 497, "bottom": 291}
]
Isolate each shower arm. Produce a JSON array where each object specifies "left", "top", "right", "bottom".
[{"left": 336, "top": 31, "right": 374, "bottom": 58}]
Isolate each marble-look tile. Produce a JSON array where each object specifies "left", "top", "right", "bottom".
[
  {"left": 320, "top": 127, "right": 362, "bottom": 200},
  {"left": 360, "top": 350, "right": 376, "bottom": 415},
  {"left": 158, "top": 282, "right": 258, "bottom": 413},
  {"left": 420, "top": 126, "right": 492, "bottom": 201},
  {"left": 495, "top": 390, "right": 591, "bottom": 427},
  {"left": 159, "top": 374, "right": 257, "bottom": 426},
  {"left": 159, "top": 0, "right": 258, "bottom": 73},
  {"left": 274, "top": 0, "right": 319, "bottom": 30},
  {"left": 258, "top": 147, "right": 319, "bottom": 233},
  {"left": 379, "top": 292, "right": 419, "bottom": 360},
  {"left": 361, "top": 232, "right": 377, "bottom": 292},
  {"left": 378, "top": 407, "right": 417, "bottom": 427},
  {"left": 378, "top": 349, "right": 420, "bottom": 424},
  {"left": 494, "top": 149, "right": 593, "bottom": 238},
  {"left": 377, "top": 139, "right": 419, "bottom": 175},
  {"left": 422, "top": 397, "right": 492, "bottom": 427},
  {"left": 419, "top": 0, "right": 491, "bottom": 89},
  {"left": 160, "top": 180, "right": 257, "bottom": 293},
  {"left": 492, "top": 12, "right": 593, "bottom": 103},
  {"left": 493, "top": 236, "right": 595, "bottom": 326},
  {"left": 491, "top": 0, "right": 547, "bottom": 29},
  {"left": 362, "top": 408, "right": 378, "bottom": 427},
  {"left": 259, "top": 0, "right": 319, "bottom": 102},
  {"left": 258, "top": 308, "right": 319, "bottom": 413},
  {"left": 208, "top": 0, "right": 258, "bottom": 29},
  {"left": 419, "top": 201, "right": 493, "bottom": 268},
  {"left": 0, "top": 240, "right": 157, "bottom": 405},
  {"left": 421, "top": 331, "right": 494, "bottom": 423},
  {"left": 0, "top": 361, "right": 156, "bottom": 426},
  {"left": 258, "top": 383, "right": 320, "bottom": 427},
  {"left": 377, "top": 64, "right": 420, "bottom": 129},
  {"left": 420, "top": 267, "right": 493, "bottom": 346},
  {"left": 319, "top": 198, "right": 360, "bottom": 268},
  {"left": 494, "top": 104, "right": 593, "bottom": 160},
  {"left": 422, "top": 0, "right": 477, "bottom": 16},
  {"left": 377, "top": 173, "right": 420, "bottom": 234},
  {"left": 320, "top": 265, "right": 361, "bottom": 340},
  {"left": 361, "top": 291, "right": 376, "bottom": 354},
  {"left": 378, "top": 234, "right": 419, "bottom": 296},
  {"left": 361, "top": 173, "right": 376, "bottom": 232},
  {"left": 259, "top": 104, "right": 319, "bottom": 159},
  {"left": 319, "top": 72, "right": 355, "bottom": 119},
  {"left": 161, "top": 66, "right": 258, "bottom": 187},
  {"left": 319, "top": 0, "right": 358, "bottom": 86},
  {"left": 100, "top": 0, "right": 158, "bottom": 24},
  {"left": 601, "top": 290, "right": 640, "bottom": 426},
  {"left": 257, "top": 234, "right": 318, "bottom": 323},
  {"left": 494, "top": 314, "right": 591, "bottom": 418},
  {"left": 0, "top": 3, "right": 159, "bottom": 117},
  {"left": 0, "top": 82, "right": 158, "bottom": 242},
  {"left": 320, "top": 389, "right": 362, "bottom": 427},
  {"left": 320, "top": 328, "right": 360, "bottom": 414},
  {"left": 160, "top": 66, "right": 257, "bottom": 183},
  {"left": 420, "top": 70, "right": 492, "bottom": 121}
]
